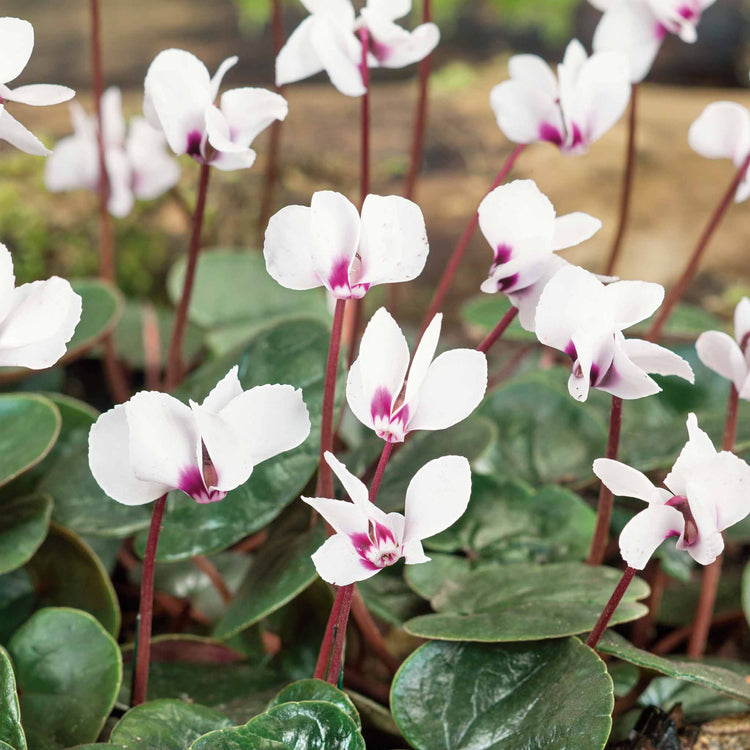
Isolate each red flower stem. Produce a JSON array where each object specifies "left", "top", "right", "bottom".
[
  {"left": 586, "top": 566, "right": 636, "bottom": 649},
  {"left": 131, "top": 494, "right": 167, "bottom": 706},
  {"left": 257, "top": 0, "right": 285, "bottom": 245},
  {"left": 326, "top": 583, "right": 354, "bottom": 684},
  {"left": 368, "top": 442, "right": 393, "bottom": 502},
  {"left": 315, "top": 298, "right": 347, "bottom": 497},
  {"left": 404, "top": 0, "right": 433, "bottom": 201},
  {"left": 350, "top": 587, "right": 400, "bottom": 674},
  {"left": 721, "top": 383, "right": 740, "bottom": 452},
  {"left": 587, "top": 396, "right": 623, "bottom": 566},
  {"left": 164, "top": 163, "right": 211, "bottom": 391},
  {"left": 604, "top": 83, "right": 638, "bottom": 277},
  {"left": 419, "top": 144, "right": 526, "bottom": 337},
  {"left": 647, "top": 152, "right": 750, "bottom": 343},
  {"left": 476, "top": 306, "right": 519, "bottom": 354},
  {"left": 314, "top": 585, "right": 345, "bottom": 680}
]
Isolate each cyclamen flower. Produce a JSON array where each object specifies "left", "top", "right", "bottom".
[
  {"left": 591, "top": 0, "right": 716, "bottom": 83},
  {"left": 347, "top": 308, "right": 487, "bottom": 443},
  {"left": 264, "top": 191, "right": 428, "bottom": 300},
  {"left": 88, "top": 367, "right": 310, "bottom": 506},
  {"left": 276, "top": 0, "right": 439, "bottom": 97},
  {"left": 0, "top": 244, "right": 82, "bottom": 369},
  {"left": 0, "top": 17, "right": 75, "bottom": 156},
  {"left": 696, "top": 297, "right": 750, "bottom": 399},
  {"left": 688, "top": 101, "right": 750, "bottom": 203},
  {"left": 45, "top": 88, "right": 180, "bottom": 218},
  {"left": 478, "top": 179, "right": 602, "bottom": 330},
  {"left": 144, "top": 49, "right": 288, "bottom": 171},
  {"left": 535, "top": 265, "right": 694, "bottom": 401},
  {"left": 304, "top": 452, "right": 471, "bottom": 585},
  {"left": 594, "top": 414, "right": 750, "bottom": 569},
  {"left": 490, "top": 40, "right": 630, "bottom": 154}
]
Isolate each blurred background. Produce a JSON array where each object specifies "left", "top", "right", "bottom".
[{"left": 3, "top": 0, "right": 750, "bottom": 323}]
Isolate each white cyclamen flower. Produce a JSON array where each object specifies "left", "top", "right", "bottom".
[
  {"left": 144, "top": 49, "right": 288, "bottom": 171},
  {"left": 0, "top": 17, "right": 75, "bottom": 156},
  {"left": 595, "top": 414, "right": 750, "bottom": 569},
  {"left": 264, "top": 191, "right": 428, "bottom": 300},
  {"left": 591, "top": 0, "right": 716, "bottom": 83},
  {"left": 696, "top": 297, "right": 750, "bottom": 399},
  {"left": 276, "top": 0, "right": 439, "bottom": 97},
  {"left": 688, "top": 101, "right": 750, "bottom": 203},
  {"left": 45, "top": 87, "right": 181, "bottom": 218},
  {"left": 304, "top": 451, "right": 471, "bottom": 585},
  {"left": 0, "top": 243, "right": 81, "bottom": 369},
  {"left": 535, "top": 265, "right": 694, "bottom": 401},
  {"left": 478, "top": 179, "right": 602, "bottom": 331},
  {"left": 347, "top": 308, "right": 488, "bottom": 443},
  {"left": 490, "top": 39, "right": 631, "bottom": 154},
  {"left": 88, "top": 367, "right": 311, "bottom": 506}
]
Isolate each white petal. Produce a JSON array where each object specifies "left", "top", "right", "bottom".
[
  {"left": 676, "top": 491, "right": 724, "bottom": 566},
  {"left": 205, "top": 105, "right": 248, "bottom": 153},
  {"left": 100, "top": 87, "right": 126, "bottom": 146},
  {"left": 402, "top": 455, "right": 471, "bottom": 544},
  {"left": 303, "top": 496, "right": 368, "bottom": 536},
  {"left": 696, "top": 331, "right": 746, "bottom": 390},
  {"left": 218, "top": 384, "right": 311, "bottom": 467},
  {"left": 209, "top": 56, "right": 239, "bottom": 102},
  {"left": 0, "top": 244, "right": 14, "bottom": 322},
  {"left": 0, "top": 277, "right": 82, "bottom": 369},
  {"left": 664, "top": 414, "right": 717, "bottom": 497},
  {"left": 402, "top": 539, "right": 430, "bottom": 564},
  {"left": 592, "top": 1, "right": 662, "bottom": 83},
  {"left": 595, "top": 332, "right": 661, "bottom": 401},
  {"left": 603, "top": 279, "right": 664, "bottom": 331},
  {"left": 104, "top": 148, "right": 135, "bottom": 219},
  {"left": 0, "top": 18, "right": 34, "bottom": 84},
  {"left": 301, "top": 0, "right": 356, "bottom": 20},
  {"left": 406, "top": 349, "right": 488, "bottom": 432},
  {"left": 88, "top": 404, "right": 172, "bottom": 506},
  {"left": 0, "top": 107, "right": 49, "bottom": 155},
  {"left": 263, "top": 205, "right": 321, "bottom": 291},
  {"left": 622, "top": 338, "right": 694, "bottom": 382},
  {"left": 202, "top": 366, "right": 244, "bottom": 412},
  {"left": 490, "top": 80, "right": 564, "bottom": 145},
  {"left": 366, "top": 0, "right": 411, "bottom": 21},
  {"left": 689, "top": 101, "right": 750, "bottom": 163},
  {"left": 734, "top": 296, "right": 750, "bottom": 345},
  {"left": 310, "top": 534, "right": 380, "bottom": 586},
  {"left": 218, "top": 87, "right": 288, "bottom": 147},
  {"left": 44, "top": 133, "right": 98, "bottom": 193},
  {"left": 358, "top": 194, "right": 429, "bottom": 287},
  {"left": 3, "top": 83, "right": 75, "bottom": 107},
  {"left": 593, "top": 458, "right": 666, "bottom": 504},
  {"left": 365, "top": 15, "right": 439, "bottom": 69},
  {"left": 345, "top": 358, "right": 375, "bottom": 431},
  {"left": 505, "top": 254, "right": 569, "bottom": 331},
  {"left": 310, "top": 18, "right": 366, "bottom": 97},
  {"left": 551, "top": 212, "right": 602, "bottom": 250},
  {"left": 508, "top": 54, "right": 559, "bottom": 98},
  {"left": 619, "top": 505, "right": 685, "bottom": 570},
  {"left": 125, "top": 391, "right": 200, "bottom": 489},
  {"left": 276, "top": 17, "right": 325, "bottom": 87},
  {"left": 688, "top": 451, "right": 750, "bottom": 532},
  {"left": 127, "top": 118, "right": 182, "bottom": 200},
  {"left": 403, "top": 312, "right": 441, "bottom": 409}
]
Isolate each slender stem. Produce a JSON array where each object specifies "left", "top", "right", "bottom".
[
  {"left": 350, "top": 587, "right": 400, "bottom": 674},
  {"left": 191, "top": 555, "right": 232, "bottom": 605},
  {"left": 646, "top": 152, "right": 750, "bottom": 343},
  {"left": 131, "top": 494, "right": 167, "bottom": 706},
  {"left": 722, "top": 383, "right": 740, "bottom": 452},
  {"left": 369, "top": 442, "right": 393, "bottom": 502},
  {"left": 358, "top": 27, "right": 370, "bottom": 208},
  {"left": 258, "top": 0, "right": 285, "bottom": 245},
  {"left": 586, "top": 566, "right": 636, "bottom": 649},
  {"left": 404, "top": 0, "right": 433, "bottom": 201},
  {"left": 653, "top": 609, "right": 745, "bottom": 655},
  {"left": 604, "top": 84, "right": 638, "bottom": 277},
  {"left": 141, "top": 303, "right": 162, "bottom": 390},
  {"left": 476, "top": 306, "right": 518, "bottom": 354},
  {"left": 587, "top": 396, "right": 623, "bottom": 566},
  {"left": 419, "top": 144, "right": 526, "bottom": 337},
  {"left": 314, "top": 586, "right": 345, "bottom": 680},
  {"left": 164, "top": 163, "right": 211, "bottom": 391},
  {"left": 316, "top": 299, "right": 347, "bottom": 497},
  {"left": 326, "top": 584, "right": 354, "bottom": 685}
]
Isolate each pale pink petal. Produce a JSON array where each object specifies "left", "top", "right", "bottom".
[
  {"left": 310, "top": 18, "right": 366, "bottom": 97},
  {"left": 593, "top": 458, "right": 667, "bottom": 504},
  {"left": 551, "top": 212, "right": 602, "bottom": 250},
  {"left": 402, "top": 455, "right": 471, "bottom": 544},
  {"left": 0, "top": 245, "right": 14, "bottom": 322},
  {"left": 358, "top": 194, "right": 429, "bottom": 287},
  {"left": 734, "top": 296, "right": 750, "bottom": 345},
  {"left": 3, "top": 83, "right": 75, "bottom": 107},
  {"left": 622, "top": 338, "right": 694, "bottom": 382},
  {"left": 100, "top": 87, "right": 126, "bottom": 146},
  {"left": 696, "top": 332, "right": 746, "bottom": 390},
  {"left": 0, "top": 107, "right": 49, "bottom": 155},
  {"left": 688, "top": 101, "right": 750, "bottom": 164},
  {"left": 263, "top": 205, "right": 321, "bottom": 291},
  {"left": 218, "top": 87, "right": 288, "bottom": 147},
  {"left": 105, "top": 148, "right": 134, "bottom": 218},
  {"left": 276, "top": 17, "right": 325, "bottom": 87},
  {"left": 490, "top": 80, "right": 564, "bottom": 146},
  {"left": 44, "top": 133, "right": 98, "bottom": 193},
  {"left": 620, "top": 505, "right": 685, "bottom": 570},
  {"left": 311, "top": 534, "right": 380, "bottom": 586},
  {"left": 406, "top": 349, "right": 488, "bottom": 431},
  {"left": 88, "top": 404, "right": 172, "bottom": 506},
  {"left": 127, "top": 118, "right": 181, "bottom": 200},
  {"left": 0, "top": 18, "right": 34, "bottom": 84},
  {"left": 604, "top": 279, "right": 664, "bottom": 331}
]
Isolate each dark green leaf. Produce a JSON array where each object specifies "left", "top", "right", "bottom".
[
  {"left": 0, "top": 494, "right": 52, "bottom": 575},
  {"left": 66, "top": 278, "right": 123, "bottom": 358},
  {"left": 0, "top": 395, "right": 60, "bottom": 489},
  {"left": 461, "top": 295, "right": 536, "bottom": 343},
  {"left": 110, "top": 699, "right": 233, "bottom": 750},
  {"left": 405, "top": 559, "right": 649, "bottom": 641},
  {"left": 8, "top": 607, "right": 121, "bottom": 749},
  {"left": 190, "top": 728, "right": 286, "bottom": 749},
  {"left": 0, "top": 646, "right": 24, "bottom": 750},
  {"left": 657, "top": 571, "right": 741, "bottom": 626},
  {"left": 598, "top": 631, "right": 750, "bottom": 703},
  {"left": 0, "top": 570, "right": 36, "bottom": 644},
  {"left": 268, "top": 679, "right": 360, "bottom": 728},
  {"left": 391, "top": 638, "right": 613, "bottom": 749},
  {"left": 357, "top": 563, "right": 429, "bottom": 626}
]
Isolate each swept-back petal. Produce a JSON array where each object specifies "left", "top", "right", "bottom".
[
  {"left": 3, "top": 83, "right": 75, "bottom": 107},
  {"left": 551, "top": 212, "right": 602, "bottom": 250},
  {"left": 490, "top": 80, "right": 564, "bottom": 145},
  {"left": 276, "top": 17, "right": 325, "bottom": 87},
  {"left": 622, "top": 338, "right": 694, "bottom": 382},
  {"left": 0, "top": 107, "right": 49, "bottom": 155},
  {"left": 604, "top": 279, "right": 664, "bottom": 330},
  {"left": 689, "top": 101, "right": 750, "bottom": 163},
  {"left": 365, "top": 16, "right": 439, "bottom": 69},
  {"left": 403, "top": 312, "right": 441, "bottom": 409},
  {"left": 687, "top": 451, "right": 750, "bottom": 532},
  {"left": 595, "top": 332, "right": 662, "bottom": 400},
  {"left": 202, "top": 366, "right": 244, "bottom": 412},
  {"left": 366, "top": 0, "right": 411, "bottom": 21},
  {"left": 593, "top": 458, "right": 667, "bottom": 504},
  {"left": 619, "top": 505, "right": 684, "bottom": 570},
  {"left": 44, "top": 133, "right": 98, "bottom": 193},
  {"left": 664, "top": 413, "right": 717, "bottom": 497},
  {"left": 311, "top": 534, "right": 380, "bottom": 585},
  {"left": 734, "top": 297, "right": 750, "bottom": 345},
  {"left": 0, "top": 245, "right": 14, "bottom": 322},
  {"left": 263, "top": 204, "right": 321, "bottom": 290},
  {"left": 209, "top": 56, "right": 239, "bottom": 102},
  {"left": 0, "top": 18, "right": 34, "bottom": 84},
  {"left": 303, "top": 496, "right": 368, "bottom": 537},
  {"left": 218, "top": 87, "right": 288, "bottom": 147},
  {"left": 508, "top": 54, "right": 558, "bottom": 98},
  {"left": 310, "top": 17, "right": 366, "bottom": 97},
  {"left": 127, "top": 117, "right": 181, "bottom": 200}
]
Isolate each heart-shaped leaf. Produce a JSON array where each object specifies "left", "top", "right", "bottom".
[
  {"left": 391, "top": 638, "right": 613, "bottom": 749},
  {"left": 268, "top": 679, "right": 361, "bottom": 729},
  {"left": 405, "top": 557, "right": 649, "bottom": 641},
  {"left": 134, "top": 318, "right": 341, "bottom": 561},
  {"left": 110, "top": 699, "right": 234, "bottom": 750},
  {"left": 0, "top": 494, "right": 52, "bottom": 575},
  {"left": 0, "top": 646, "right": 24, "bottom": 750},
  {"left": 598, "top": 631, "right": 750, "bottom": 704},
  {"left": 0, "top": 395, "right": 60, "bottom": 489},
  {"left": 357, "top": 563, "right": 429, "bottom": 626},
  {"left": 214, "top": 523, "right": 325, "bottom": 640},
  {"left": 8, "top": 607, "right": 121, "bottom": 749},
  {"left": 425, "top": 475, "right": 595, "bottom": 563}
]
